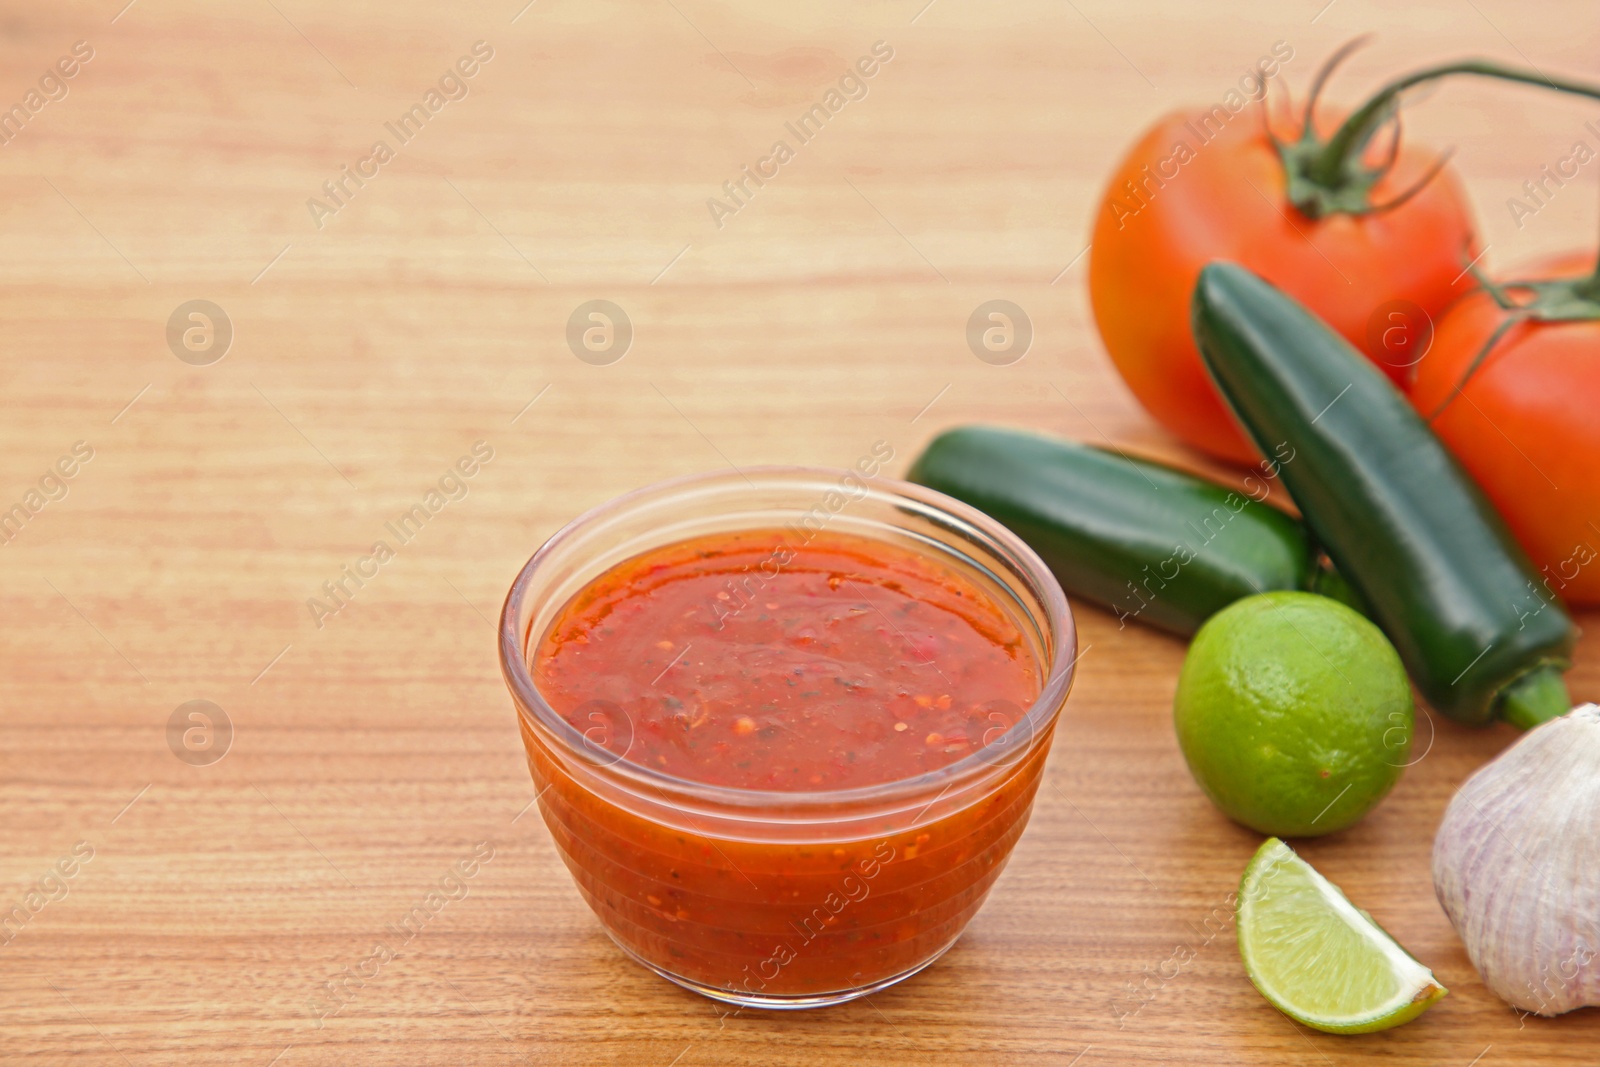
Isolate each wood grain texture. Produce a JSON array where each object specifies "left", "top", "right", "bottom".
[{"left": 1, "top": 0, "right": 1597, "bottom": 1063}]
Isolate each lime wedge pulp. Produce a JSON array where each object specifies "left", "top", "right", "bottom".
[{"left": 1237, "top": 838, "right": 1446, "bottom": 1034}]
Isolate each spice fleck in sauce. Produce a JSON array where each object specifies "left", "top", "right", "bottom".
[{"left": 534, "top": 528, "right": 1041, "bottom": 788}]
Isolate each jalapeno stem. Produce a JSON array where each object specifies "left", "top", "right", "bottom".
[
  {"left": 1308, "top": 61, "right": 1600, "bottom": 189},
  {"left": 1496, "top": 664, "right": 1572, "bottom": 731}
]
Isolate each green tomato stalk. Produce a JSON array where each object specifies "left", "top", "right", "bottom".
[{"left": 1271, "top": 41, "right": 1600, "bottom": 219}]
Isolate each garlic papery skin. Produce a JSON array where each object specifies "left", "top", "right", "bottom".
[{"left": 1432, "top": 702, "right": 1600, "bottom": 1016}]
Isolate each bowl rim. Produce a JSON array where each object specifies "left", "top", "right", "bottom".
[{"left": 498, "top": 464, "right": 1078, "bottom": 815}]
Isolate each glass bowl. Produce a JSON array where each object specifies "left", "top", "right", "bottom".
[{"left": 499, "top": 466, "right": 1077, "bottom": 1008}]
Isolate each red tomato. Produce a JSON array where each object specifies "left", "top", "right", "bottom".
[
  {"left": 1089, "top": 106, "right": 1479, "bottom": 464},
  {"left": 1409, "top": 253, "right": 1600, "bottom": 605}
]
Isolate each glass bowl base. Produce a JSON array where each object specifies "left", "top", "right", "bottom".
[{"left": 608, "top": 933, "right": 963, "bottom": 1010}]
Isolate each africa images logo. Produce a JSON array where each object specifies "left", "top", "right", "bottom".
[{"left": 306, "top": 42, "right": 495, "bottom": 229}]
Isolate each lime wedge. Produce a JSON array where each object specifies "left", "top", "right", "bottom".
[{"left": 1237, "top": 838, "right": 1446, "bottom": 1034}]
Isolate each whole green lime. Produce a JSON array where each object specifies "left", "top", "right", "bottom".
[{"left": 1174, "top": 591, "right": 1412, "bottom": 837}]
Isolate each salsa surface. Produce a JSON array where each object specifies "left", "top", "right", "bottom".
[{"left": 533, "top": 527, "right": 1041, "bottom": 791}]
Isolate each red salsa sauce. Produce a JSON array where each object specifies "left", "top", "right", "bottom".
[
  {"left": 523, "top": 525, "right": 1051, "bottom": 998},
  {"left": 534, "top": 528, "right": 1041, "bottom": 789}
]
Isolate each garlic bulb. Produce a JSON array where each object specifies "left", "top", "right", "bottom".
[{"left": 1432, "top": 703, "right": 1600, "bottom": 1015}]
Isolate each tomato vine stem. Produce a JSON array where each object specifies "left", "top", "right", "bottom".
[
  {"left": 1281, "top": 56, "right": 1600, "bottom": 219},
  {"left": 1308, "top": 61, "right": 1600, "bottom": 188}
]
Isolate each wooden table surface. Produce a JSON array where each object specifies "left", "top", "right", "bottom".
[{"left": 3, "top": 0, "right": 1598, "bottom": 1063}]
